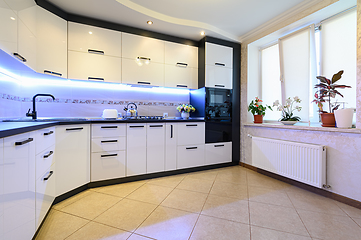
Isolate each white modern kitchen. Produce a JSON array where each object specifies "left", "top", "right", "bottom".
[{"left": 1, "top": 0, "right": 361, "bottom": 240}]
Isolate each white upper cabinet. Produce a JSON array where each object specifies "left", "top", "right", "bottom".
[
  {"left": 122, "top": 58, "right": 164, "bottom": 86},
  {"left": 205, "top": 42, "right": 233, "bottom": 67},
  {"left": 205, "top": 65, "right": 232, "bottom": 89},
  {"left": 122, "top": 33, "right": 164, "bottom": 63},
  {"left": 165, "top": 42, "right": 197, "bottom": 67},
  {"left": 68, "top": 22, "right": 122, "bottom": 58},
  {"left": 0, "top": 0, "right": 18, "bottom": 56},
  {"left": 36, "top": 6, "right": 67, "bottom": 78}
]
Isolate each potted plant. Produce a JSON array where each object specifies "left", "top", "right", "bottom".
[
  {"left": 312, "top": 70, "right": 351, "bottom": 127},
  {"left": 248, "top": 97, "right": 272, "bottom": 123},
  {"left": 273, "top": 96, "right": 302, "bottom": 125},
  {"left": 177, "top": 104, "right": 195, "bottom": 119}
]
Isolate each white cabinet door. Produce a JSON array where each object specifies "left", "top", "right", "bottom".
[
  {"left": 55, "top": 125, "right": 90, "bottom": 196},
  {"left": 205, "top": 42, "right": 233, "bottom": 68},
  {"left": 34, "top": 126, "right": 55, "bottom": 155},
  {"left": 165, "top": 123, "right": 177, "bottom": 171},
  {"left": 68, "top": 22, "right": 122, "bottom": 58},
  {"left": 68, "top": 50, "right": 122, "bottom": 83},
  {"left": 205, "top": 65, "right": 233, "bottom": 89},
  {"left": 91, "top": 151, "right": 126, "bottom": 181},
  {"left": 0, "top": 0, "right": 18, "bottom": 56},
  {"left": 165, "top": 42, "right": 198, "bottom": 68},
  {"left": 122, "top": 58, "right": 164, "bottom": 86},
  {"left": 126, "top": 123, "right": 146, "bottom": 176},
  {"left": 205, "top": 142, "right": 232, "bottom": 165},
  {"left": 177, "top": 122, "right": 205, "bottom": 146},
  {"left": 36, "top": 6, "right": 67, "bottom": 78},
  {"left": 0, "top": 138, "right": 3, "bottom": 240},
  {"left": 92, "top": 124, "right": 126, "bottom": 138},
  {"left": 3, "top": 132, "right": 36, "bottom": 240},
  {"left": 177, "top": 144, "right": 205, "bottom": 169},
  {"left": 36, "top": 145, "right": 55, "bottom": 179},
  {"left": 91, "top": 137, "right": 126, "bottom": 153},
  {"left": 147, "top": 123, "right": 165, "bottom": 174},
  {"left": 122, "top": 33, "right": 164, "bottom": 63},
  {"left": 164, "top": 64, "right": 194, "bottom": 89}
]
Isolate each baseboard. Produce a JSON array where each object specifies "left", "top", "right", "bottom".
[{"left": 239, "top": 162, "right": 361, "bottom": 210}]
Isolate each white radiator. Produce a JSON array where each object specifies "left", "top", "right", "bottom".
[{"left": 251, "top": 136, "right": 326, "bottom": 188}]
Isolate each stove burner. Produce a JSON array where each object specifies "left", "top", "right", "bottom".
[{"left": 137, "top": 116, "right": 164, "bottom": 120}]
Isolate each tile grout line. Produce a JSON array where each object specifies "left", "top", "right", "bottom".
[{"left": 246, "top": 168, "right": 252, "bottom": 240}]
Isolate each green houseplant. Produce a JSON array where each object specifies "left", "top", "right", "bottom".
[
  {"left": 248, "top": 97, "right": 272, "bottom": 123},
  {"left": 312, "top": 70, "right": 351, "bottom": 127}
]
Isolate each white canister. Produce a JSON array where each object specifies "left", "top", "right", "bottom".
[
  {"left": 334, "top": 108, "right": 354, "bottom": 128},
  {"left": 102, "top": 109, "right": 118, "bottom": 119}
]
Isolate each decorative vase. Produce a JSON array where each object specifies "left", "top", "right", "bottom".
[
  {"left": 253, "top": 114, "right": 263, "bottom": 124},
  {"left": 320, "top": 113, "right": 336, "bottom": 127},
  {"left": 181, "top": 112, "right": 189, "bottom": 119},
  {"left": 334, "top": 108, "right": 354, "bottom": 128}
]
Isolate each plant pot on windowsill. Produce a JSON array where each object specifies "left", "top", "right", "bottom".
[
  {"left": 253, "top": 115, "right": 263, "bottom": 124},
  {"left": 320, "top": 113, "right": 336, "bottom": 127}
]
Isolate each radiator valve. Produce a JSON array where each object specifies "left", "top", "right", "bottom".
[{"left": 322, "top": 184, "right": 331, "bottom": 189}]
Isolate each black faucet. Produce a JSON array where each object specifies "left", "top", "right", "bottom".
[{"left": 26, "top": 94, "right": 55, "bottom": 120}]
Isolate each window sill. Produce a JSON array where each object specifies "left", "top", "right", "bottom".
[{"left": 243, "top": 122, "right": 361, "bottom": 134}]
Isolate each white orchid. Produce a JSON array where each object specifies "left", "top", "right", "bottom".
[
  {"left": 273, "top": 96, "right": 302, "bottom": 121},
  {"left": 273, "top": 100, "right": 280, "bottom": 107}
]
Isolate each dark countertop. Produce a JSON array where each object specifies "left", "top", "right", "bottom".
[{"left": 0, "top": 118, "right": 205, "bottom": 139}]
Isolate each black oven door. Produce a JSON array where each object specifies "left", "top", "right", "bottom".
[
  {"left": 205, "top": 121, "right": 232, "bottom": 143},
  {"left": 205, "top": 88, "right": 232, "bottom": 120}
]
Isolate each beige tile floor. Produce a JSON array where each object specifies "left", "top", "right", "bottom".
[{"left": 35, "top": 166, "right": 361, "bottom": 240}]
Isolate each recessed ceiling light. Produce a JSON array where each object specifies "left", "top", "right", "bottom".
[
  {"left": 89, "top": 31, "right": 93, "bottom": 34},
  {"left": 200, "top": 31, "right": 205, "bottom": 36},
  {"left": 10, "top": 17, "right": 15, "bottom": 20},
  {"left": 147, "top": 21, "right": 153, "bottom": 25}
]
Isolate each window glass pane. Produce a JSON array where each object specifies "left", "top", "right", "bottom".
[{"left": 261, "top": 44, "right": 281, "bottom": 120}]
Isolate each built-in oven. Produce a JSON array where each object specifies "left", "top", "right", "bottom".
[
  {"left": 205, "top": 88, "right": 232, "bottom": 121},
  {"left": 205, "top": 121, "right": 232, "bottom": 143}
]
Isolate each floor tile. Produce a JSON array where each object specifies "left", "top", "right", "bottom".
[
  {"left": 251, "top": 225, "right": 312, "bottom": 240},
  {"left": 210, "top": 180, "right": 248, "bottom": 200},
  {"left": 66, "top": 221, "right": 131, "bottom": 240},
  {"left": 52, "top": 190, "right": 92, "bottom": 210},
  {"left": 176, "top": 177, "right": 214, "bottom": 194},
  {"left": 186, "top": 170, "right": 218, "bottom": 181},
  {"left": 335, "top": 201, "right": 361, "bottom": 219},
  {"left": 92, "top": 181, "right": 146, "bottom": 198},
  {"left": 127, "top": 233, "right": 156, "bottom": 240},
  {"left": 249, "top": 201, "right": 309, "bottom": 236},
  {"left": 189, "top": 215, "right": 250, "bottom": 240},
  {"left": 201, "top": 194, "right": 249, "bottom": 224},
  {"left": 35, "top": 210, "right": 89, "bottom": 240},
  {"left": 126, "top": 184, "right": 173, "bottom": 205},
  {"left": 160, "top": 188, "right": 208, "bottom": 213},
  {"left": 297, "top": 209, "right": 361, "bottom": 240},
  {"left": 94, "top": 198, "right": 157, "bottom": 232},
  {"left": 248, "top": 186, "right": 293, "bottom": 207},
  {"left": 60, "top": 191, "right": 121, "bottom": 220},
  {"left": 353, "top": 217, "right": 361, "bottom": 227},
  {"left": 148, "top": 175, "right": 185, "bottom": 188},
  {"left": 247, "top": 172, "right": 290, "bottom": 190},
  {"left": 215, "top": 169, "right": 247, "bottom": 185},
  {"left": 135, "top": 206, "right": 198, "bottom": 240}
]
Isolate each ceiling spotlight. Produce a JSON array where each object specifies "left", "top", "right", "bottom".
[
  {"left": 147, "top": 21, "right": 153, "bottom": 25},
  {"left": 200, "top": 31, "right": 205, "bottom": 36},
  {"left": 10, "top": 17, "right": 15, "bottom": 20},
  {"left": 89, "top": 31, "right": 93, "bottom": 34}
]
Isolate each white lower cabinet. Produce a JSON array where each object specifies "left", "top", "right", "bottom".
[
  {"left": 177, "top": 144, "right": 205, "bottom": 169},
  {"left": 177, "top": 122, "right": 205, "bottom": 146},
  {"left": 147, "top": 123, "right": 165, "bottom": 174},
  {"left": 91, "top": 151, "right": 125, "bottom": 181},
  {"left": 55, "top": 125, "right": 90, "bottom": 196},
  {"left": 126, "top": 123, "right": 146, "bottom": 176},
  {"left": 3, "top": 132, "right": 36, "bottom": 240},
  {"left": 165, "top": 123, "right": 177, "bottom": 171},
  {"left": 205, "top": 142, "right": 232, "bottom": 165}
]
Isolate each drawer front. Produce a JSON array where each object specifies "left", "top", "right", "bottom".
[
  {"left": 205, "top": 142, "right": 232, "bottom": 165},
  {"left": 36, "top": 164, "right": 56, "bottom": 229},
  {"left": 177, "top": 122, "right": 205, "bottom": 146},
  {"left": 36, "top": 146, "right": 55, "bottom": 179},
  {"left": 91, "top": 137, "right": 125, "bottom": 153},
  {"left": 35, "top": 127, "right": 55, "bottom": 155},
  {"left": 91, "top": 151, "right": 126, "bottom": 181},
  {"left": 177, "top": 144, "right": 205, "bottom": 169},
  {"left": 92, "top": 124, "right": 126, "bottom": 138}
]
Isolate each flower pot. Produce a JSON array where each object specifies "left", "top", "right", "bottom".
[
  {"left": 253, "top": 115, "right": 263, "bottom": 124},
  {"left": 280, "top": 121, "right": 298, "bottom": 125},
  {"left": 320, "top": 113, "right": 336, "bottom": 127},
  {"left": 181, "top": 112, "right": 189, "bottom": 119},
  {"left": 334, "top": 108, "right": 354, "bottom": 128}
]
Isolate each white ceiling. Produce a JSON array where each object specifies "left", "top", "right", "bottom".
[{"left": 48, "top": 0, "right": 321, "bottom": 42}]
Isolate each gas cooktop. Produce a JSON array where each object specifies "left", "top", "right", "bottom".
[{"left": 128, "top": 116, "right": 164, "bottom": 120}]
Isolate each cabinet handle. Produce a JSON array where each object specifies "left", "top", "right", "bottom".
[
  {"left": 101, "top": 140, "right": 118, "bottom": 143},
  {"left": 214, "top": 144, "right": 225, "bottom": 147},
  {"left": 129, "top": 125, "right": 144, "bottom": 128},
  {"left": 101, "top": 126, "right": 118, "bottom": 129},
  {"left": 43, "top": 151, "right": 54, "bottom": 158},
  {"left": 176, "top": 85, "right": 188, "bottom": 88},
  {"left": 88, "top": 77, "right": 104, "bottom": 81},
  {"left": 101, "top": 154, "right": 118, "bottom": 158},
  {"left": 186, "top": 124, "right": 197, "bottom": 127},
  {"left": 186, "top": 147, "right": 198, "bottom": 150},
  {"left": 88, "top": 49, "right": 104, "bottom": 55},
  {"left": 66, "top": 127, "right": 83, "bottom": 131},
  {"left": 171, "top": 125, "right": 173, "bottom": 138},
  {"left": 176, "top": 62, "right": 188, "bottom": 67},
  {"left": 44, "top": 70, "right": 62, "bottom": 77},
  {"left": 215, "top": 62, "right": 225, "bottom": 66},
  {"left": 137, "top": 57, "right": 151, "bottom": 61},
  {"left": 15, "top": 138, "right": 33, "bottom": 146},
  {"left": 214, "top": 84, "right": 225, "bottom": 88},
  {"left": 13, "top": 53, "right": 27, "bottom": 62},
  {"left": 43, "top": 171, "right": 54, "bottom": 181},
  {"left": 149, "top": 125, "right": 163, "bottom": 128},
  {"left": 43, "top": 131, "right": 54, "bottom": 136},
  {"left": 137, "top": 81, "right": 151, "bottom": 85}
]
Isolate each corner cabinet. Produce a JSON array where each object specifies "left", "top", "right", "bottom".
[{"left": 55, "top": 125, "right": 90, "bottom": 196}]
